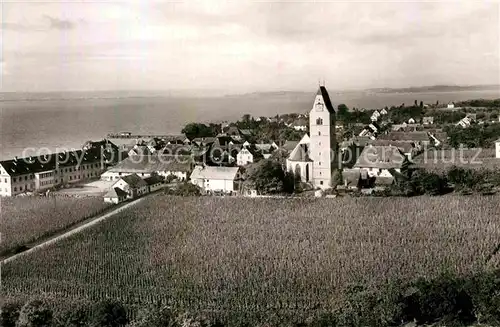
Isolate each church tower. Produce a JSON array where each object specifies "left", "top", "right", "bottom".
[{"left": 309, "top": 85, "right": 337, "bottom": 189}]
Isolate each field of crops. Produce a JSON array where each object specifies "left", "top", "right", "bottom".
[
  {"left": 3, "top": 195, "right": 500, "bottom": 313},
  {"left": 0, "top": 196, "right": 111, "bottom": 255}
]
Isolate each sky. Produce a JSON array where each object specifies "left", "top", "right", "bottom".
[{"left": 1, "top": 1, "right": 499, "bottom": 93}]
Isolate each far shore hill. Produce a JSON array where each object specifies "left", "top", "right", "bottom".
[{"left": 1, "top": 84, "right": 499, "bottom": 102}]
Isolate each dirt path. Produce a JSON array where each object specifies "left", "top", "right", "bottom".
[{"left": 2, "top": 197, "right": 145, "bottom": 264}]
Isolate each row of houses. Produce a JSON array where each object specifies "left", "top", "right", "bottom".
[
  {"left": 0, "top": 140, "right": 122, "bottom": 197},
  {"left": 104, "top": 174, "right": 164, "bottom": 204}
]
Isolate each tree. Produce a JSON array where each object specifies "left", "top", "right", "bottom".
[
  {"left": 128, "top": 306, "right": 176, "bottom": 327},
  {"left": 181, "top": 123, "right": 216, "bottom": 140},
  {"left": 245, "top": 159, "right": 293, "bottom": 194},
  {"left": 1, "top": 301, "right": 21, "bottom": 327},
  {"left": 170, "top": 182, "right": 202, "bottom": 196},
  {"left": 337, "top": 104, "right": 351, "bottom": 123},
  {"left": 15, "top": 300, "right": 53, "bottom": 327},
  {"left": 420, "top": 101, "right": 424, "bottom": 108},
  {"left": 89, "top": 300, "right": 128, "bottom": 327},
  {"left": 57, "top": 305, "right": 90, "bottom": 327}
]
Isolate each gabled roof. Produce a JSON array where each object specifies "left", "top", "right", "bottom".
[
  {"left": 190, "top": 165, "right": 240, "bottom": 181},
  {"left": 281, "top": 140, "right": 299, "bottom": 152},
  {"left": 129, "top": 145, "right": 154, "bottom": 156},
  {"left": 371, "top": 140, "right": 416, "bottom": 154},
  {"left": 108, "top": 154, "right": 193, "bottom": 173},
  {"left": 379, "top": 131, "right": 431, "bottom": 142},
  {"left": 83, "top": 139, "right": 119, "bottom": 151},
  {"left": 316, "top": 86, "right": 335, "bottom": 113},
  {"left": 160, "top": 144, "right": 192, "bottom": 155},
  {"left": 288, "top": 143, "right": 312, "bottom": 162},
  {"left": 120, "top": 173, "right": 148, "bottom": 188},
  {"left": 104, "top": 187, "right": 128, "bottom": 198},
  {"left": 239, "top": 129, "right": 253, "bottom": 136},
  {"left": 0, "top": 148, "right": 110, "bottom": 177},
  {"left": 354, "top": 145, "right": 407, "bottom": 169}
]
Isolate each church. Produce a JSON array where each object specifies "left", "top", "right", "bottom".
[{"left": 286, "top": 85, "right": 338, "bottom": 189}]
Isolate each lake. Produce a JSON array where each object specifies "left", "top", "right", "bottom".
[{"left": 1, "top": 89, "right": 498, "bottom": 160}]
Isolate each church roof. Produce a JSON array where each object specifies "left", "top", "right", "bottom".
[
  {"left": 316, "top": 86, "right": 335, "bottom": 114},
  {"left": 288, "top": 143, "right": 312, "bottom": 162}
]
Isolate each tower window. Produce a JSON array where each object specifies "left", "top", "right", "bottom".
[
  {"left": 320, "top": 181, "right": 324, "bottom": 185},
  {"left": 316, "top": 118, "right": 323, "bottom": 125}
]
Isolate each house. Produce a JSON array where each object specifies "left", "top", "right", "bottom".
[
  {"left": 456, "top": 117, "right": 472, "bottom": 128},
  {"left": 190, "top": 165, "right": 242, "bottom": 193},
  {"left": 162, "top": 134, "right": 190, "bottom": 145},
  {"left": 380, "top": 108, "right": 388, "bottom": 115},
  {"left": 374, "top": 170, "right": 395, "bottom": 191},
  {"left": 254, "top": 142, "right": 278, "bottom": 158},
  {"left": 144, "top": 175, "right": 165, "bottom": 193},
  {"left": 378, "top": 131, "right": 434, "bottom": 146},
  {"left": 341, "top": 169, "right": 360, "bottom": 190},
  {"left": 408, "top": 118, "right": 416, "bottom": 124},
  {"left": 353, "top": 145, "right": 408, "bottom": 178},
  {"left": 191, "top": 137, "right": 216, "bottom": 147},
  {"left": 112, "top": 173, "right": 148, "bottom": 199},
  {"left": 370, "top": 139, "right": 419, "bottom": 159},
  {"left": 496, "top": 138, "right": 500, "bottom": 159},
  {"left": 128, "top": 144, "right": 154, "bottom": 157},
  {"left": 104, "top": 187, "right": 128, "bottom": 204},
  {"left": 236, "top": 147, "right": 255, "bottom": 166},
  {"left": 467, "top": 113, "right": 477, "bottom": 121},
  {"left": 447, "top": 102, "right": 455, "bottom": 109},
  {"left": 292, "top": 118, "right": 308, "bottom": 131},
  {"left": 370, "top": 111, "right": 380, "bottom": 122},
  {"left": 422, "top": 116, "right": 434, "bottom": 125},
  {"left": 223, "top": 126, "right": 244, "bottom": 141},
  {"left": 101, "top": 154, "right": 194, "bottom": 181},
  {"left": 281, "top": 140, "right": 300, "bottom": 154},
  {"left": 239, "top": 129, "right": 253, "bottom": 139},
  {"left": 0, "top": 148, "right": 108, "bottom": 197}
]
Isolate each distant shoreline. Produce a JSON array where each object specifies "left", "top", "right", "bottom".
[{"left": 1, "top": 85, "right": 498, "bottom": 102}]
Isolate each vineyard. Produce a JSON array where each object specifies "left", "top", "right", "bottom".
[
  {"left": 3, "top": 195, "right": 500, "bottom": 314},
  {"left": 0, "top": 196, "right": 111, "bottom": 256}
]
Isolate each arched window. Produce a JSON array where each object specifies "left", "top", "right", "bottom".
[
  {"left": 316, "top": 118, "right": 323, "bottom": 125},
  {"left": 318, "top": 131, "right": 321, "bottom": 136}
]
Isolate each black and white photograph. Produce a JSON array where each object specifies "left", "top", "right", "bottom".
[{"left": 1, "top": 1, "right": 500, "bottom": 326}]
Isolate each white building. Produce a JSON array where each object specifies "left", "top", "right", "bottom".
[
  {"left": 286, "top": 86, "right": 337, "bottom": 189},
  {"left": 236, "top": 148, "right": 254, "bottom": 166},
  {"left": 190, "top": 165, "right": 241, "bottom": 193},
  {"left": 101, "top": 154, "right": 193, "bottom": 181},
  {"left": 447, "top": 102, "right": 455, "bottom": 109},
  {"left": 104, "top": 187, "right": 128, "bottom": 204},
  {"left": 0, "top": 149, "right": 108, "bottom": 197},
  {"left": 292, "top": 118, "right": 308, "bottom": 131},
  {"left": 353, "top": 145, "right": 407, "bottom": 178},
  {"left": 496, "top": 138, "right": 500, "bottom": 159},
  {"left": 112, "top": 173, "right": 149, "bottom": 199}
]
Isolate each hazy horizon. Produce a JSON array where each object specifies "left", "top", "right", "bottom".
[{"left": 2, "top": 1, "right": 499, "bottom": 93}]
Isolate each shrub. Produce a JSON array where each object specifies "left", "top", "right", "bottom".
[
  {"left": 89, "top": 299, "right": 128, "bottom": 327},
  {"left": 1, "top": 301, "right": 21, "bottom": 327},
  {"left": 15, "top": 300, "right": 53, "bottom": 327}
]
